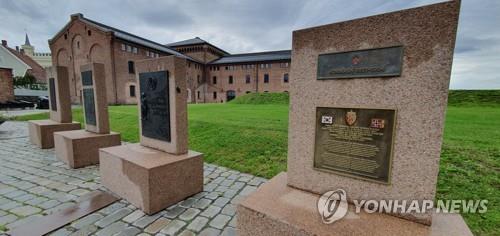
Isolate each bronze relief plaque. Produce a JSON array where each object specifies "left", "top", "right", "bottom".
[
  {"left": 81, "top": 71, "right": 96, "bottom": 126},
  {"left": 139, "top": 71, "right": 171, "bottom": 142},
  {"left": 314, "top": 107, "right": 396, "bottom": 184}
]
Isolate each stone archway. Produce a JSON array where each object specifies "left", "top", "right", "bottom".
[
  {"left": 226, "top": 90, "right": 236, "bottom": 102},
  {"left": 89, "top": 43, "right": 105, "bottom": 64}
]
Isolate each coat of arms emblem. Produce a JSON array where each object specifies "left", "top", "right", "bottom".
[{"left": 345, "top": 110, "right": 357, "bottom": 126}]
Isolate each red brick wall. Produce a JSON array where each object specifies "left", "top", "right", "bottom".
[{"left": 0, "top": 68, "right": 14, "bottom": 103}]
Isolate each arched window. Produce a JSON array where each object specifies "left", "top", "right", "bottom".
[
  {"left": 283, "top": 73, "right": 289, "bottom": 83},
  {"left": 264, "top": 74, "right": 269, "bottom": 83},
  {"left": 229, "top": 76, "right": 233, "bottom": 84},
  {"left": 245, "top": 75, "right": 251, "bottom": 84},
  {"left": 128, "top": 61, "right": 135, "bottom": 74},
  {"left": 213, "top": 92, "right": 217, "bottom": 99},
  {"left": 213, "top": 76, "right": 217, "bottom": 84}
]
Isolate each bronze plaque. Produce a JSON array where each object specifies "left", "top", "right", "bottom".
[
  {"left": 317, "top": 46, "right": 403, "bottom": 79},
  {"left": 314, "top": 107, "right": 396, "bottom": 184}
]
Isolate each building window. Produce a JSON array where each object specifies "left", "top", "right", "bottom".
[
  {"left": 245, "top": 75, "right": 251, "bottom": 84},
  {"left": 132, "top": 47, "right": 138, "bottom": 54},
  {"left": 213, "top": 76, "right": 217, "bottom": 84},
  {"left": 281, "top": 62, "right": 289, "bottom": 68},
  {"left": 246, "top": 91, "right": 251, "bottom": 94},
  {"left": 229, "top": 76, "right": 233, "bottom": 84},
  {"left": 121, "top": 44, "right": 126, "bottom": 51},
  {"left": 129, "top": 85, "right": 136, "bottom": 97},
  {"left": 283, "top": 73, "right": 289, "bottom": 83},
  {"left": 77, "top": 41, "right": 80, "bottom": 49},
  {"left": 88, "top": 30, "right": 92, "bottom": 36},
  {"left": 64, "top": 34, "right": 68, "bottom": 40},
  {"left": 128, "top": 61, "right": 135, "bottom": 74},
  {"left": 197, "top": 75, "right": 200, "bottom": 83},
  {"left": 127, "top": 45, "right": 132, "bottom": 52},
  {"left": 197, "top": 91, "right": 200, "bottom": 99},
  {"left": 225, "top": 66, "right": 229, "bottom": 70},
  {"left": 146, "top": 51, "right": 149, "bottom": 56},
  {"left": 213, "top": 92, "right": 217, "bottom": 99},
  {"left": 264, "top": 74, "right": 269, "bottom": 83}
]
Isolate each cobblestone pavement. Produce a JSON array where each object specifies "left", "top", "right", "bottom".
[{"left": 0, "top": 122, "right": 267, "bottom": 235}]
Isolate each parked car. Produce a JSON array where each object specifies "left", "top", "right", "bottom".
[{"left": 37, "top": 96, "right": 49, "bottom": 109}]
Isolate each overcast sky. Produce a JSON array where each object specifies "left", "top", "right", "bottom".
[{"left": 0, "top": 0, "right": 498, "bottom": 89}]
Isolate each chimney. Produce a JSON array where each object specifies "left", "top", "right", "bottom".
[
  {"left": 71, "top": 13, "right": 84, "bottom": 20},
  {"left": 1, "top": 40, "right": 6, "bottom": 46},
  {"left": 15, "top": 46, "right": 19, "bottom": 51},
  {"left": 20, "top": 49, "right": 25, "bottom": 54}
]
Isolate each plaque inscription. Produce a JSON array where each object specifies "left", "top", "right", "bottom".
[
  {"left": 139, "top": 71, "right": 171, "bottom": 142},
  {"left": 81, "top": 71, "right": 96, "bottom": 126},
  {"left": 317, "top": 46, "right": 403, "bottom": 79},
  {"left": 314, "top": 107, "right": 396, "bottom": 184},
  {"left": 49, "top": 78, "right": 57, "bottom": 111},
  {"left": 82, "top": 88, "right": 96, "bottom": 126}
]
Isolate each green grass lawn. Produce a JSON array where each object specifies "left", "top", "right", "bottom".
[{"left": 13, "top": 100, "right": 499, "bottom": 235}]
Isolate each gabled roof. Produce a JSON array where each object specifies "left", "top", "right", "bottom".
[
  {"left": 165, "top": 37, "right": 230, "bottom": 55},
  {"left": 1, "top": 45, "right": 46, "bottom": 82},
  {"left": 209, "top": 50, "right": 291, "bottom": 65},
  {"left": 50, "top": 13, "right": 201, "bottom": 63}
]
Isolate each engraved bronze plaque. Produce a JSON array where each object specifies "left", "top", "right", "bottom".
[
  {"left": 82, "top": 88, "right": 96, "bottom": 126},
  {"left": 49, "top": 78, "right": 57, "bottom": 111},
  {"left": 317, "top": 46, "right": 403, "bottom": 79},
  {"left": 314, "top": 107, "right": 396, "bottom": 184},
  {"left": 82, "top": 71, "right": 93, "bottom": 86},
  {"left": 139, "top": 71, "right": 170, "bottom": 142}
]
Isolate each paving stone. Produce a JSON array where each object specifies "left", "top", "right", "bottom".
[
  {"left": 239, "top": 186, "right": 257, "bottom": 196},
  {"left": 228, "top": 216, "right": 237, "bottom": 227},
  {"left": 50, "top": 227, "right": 74, "bottom": 236},
  {"left": 123, "top": 210, "right": 145, "bottom": 223},
  {"left": 179, "top": 198, "right": 196, "bottom": 208},
  {"left": 204, "top": 192, "right": 220, "bottom": 200},
  {"left": 160, "top": 219, "right": 187, "bottom": 235},
  {"left": 179, "top": 208, "right": 200, "bottom": 221},
  {"left": 199, "top": 227, "right": 221, "bottom": 236},
  {"left": 213, "top": 197, "right": 230, "bottom": 207},
  {"left": 115, "top": 226, "right": 142, "bottom": 236},
  {"left": 223, "top": 189, "right": 238, "bottom": 198},
  {"left": 209, "top": 214, "right": 231, "bottom": 229},
  {"left": 0, "top": 201, "right": 21, "bottom": 211},
  {"left": 163, "top": 205, "right": 185, "bottom": 219},
  {"left": 7, "top": 214, "right": 43, "bottom": 229},
  {"left": 144, "top": 218, "right": 170, "bottom": 234},
  {"left": 0, "top": 214, "right": 17, "bottom": 225},
  {"left": 71, "top": 213, "right": 103, "bottom": 229},
  {"left": 192, "top": 198, "right": 211, "bottom": 209},
  {"left": 99, "top": 202, "right": 126, "bottom": 215},
  {"left": 221, "top": 204, "right": 236, "bottom": 216},
  {"left": 0, "top": 210, "right": 6, "bottom": 216},
  {"left": 221, "top": 227, "right": 237, "bottom": 236},
  {"left": 132, "top": 213, "right": 162, "bottom": 228},
  {"left": 38, "top": 199, "right": 61, "bottom": 209},
  {"left": 95, "top": 221, "right": 129, "bottom": 236},
  {"left": 25, "top": 196, "right": 49, "bottom": 205},
  {"left": 186, "top": 216, "right": 209, "bottom": 232},
  {"left": 95, "top": 208, "right": 133, "bottom": 228},
  {"left": 14, "top": 193, "right": 36, "bottom": 202},
  {"left": 10, "top": 205, "right": 41, "bottom": 216},
  {"left": 4, "top": 190, "right": 27, "bottom": 198},
  {"left": 69, "top": 224, "right": 98, "bottom": 236},
  {"left": 44, "top": 202, "right": 76, "bottom": 215},
  {"left": 200, "top": 205, "right": 221, "bottom": 218},
  {"left": 178, "top": 229, "right": 196, "bottom": 236},
  {"left": 0, "top": 187, "right": 16, "bottom": 195},
  {"left": 68, "top": 189, "right": 90, "bottom": 196}
]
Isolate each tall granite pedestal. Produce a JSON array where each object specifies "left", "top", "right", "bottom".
[
  {"left": 100, "top": 56, "right": 203, "bottom": 214},
  {"left": 54, "top": 63, "right": 121, "bottom": 168},
  {"left": 28, "top": 66, "right": 81, "bottom": 149}
]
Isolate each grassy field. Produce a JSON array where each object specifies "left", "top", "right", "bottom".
[{"left": 13, "top": 92, "right": 499, "bottom": 235}]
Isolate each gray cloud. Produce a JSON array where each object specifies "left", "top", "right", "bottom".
[{"left": 0, "top": 0, "right": 498, "bottom": 89}]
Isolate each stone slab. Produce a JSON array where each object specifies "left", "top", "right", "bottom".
[
  {"left": 54, "top": 129, "right": 121, "bottom": 168},
  {"left": 99, "top": 143, "right": 203, "bottom": 214},
  {"left": 135, "top": 56, "right": 188, "bottom": 155},
  {"left": 46, "top": 66, "right": 72, "bottom": 123},
  {"left": 28, "top": 120, "right": 81, "bottom": 149},
  {"left": 237, "top": 173, "right": 473, "bottom": 236},
  {"left": 80, "top": 63, "right": 110, "bottom": 134},
  {"left": 286, "top": 1, "right": 460, "bottom": 224}
]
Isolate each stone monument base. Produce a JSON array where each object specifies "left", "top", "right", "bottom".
[
  {"left": 28, "top": 120, "right": 81, "bottom": 149},
  {"left": 237, "top": 173, "right": 473, "bottom": 236},
  {"left": 54, "top": 129, "right": 121, "bottom": 168},
  {"left": 99, "top": 143, "right": 203, "bottom": 215}
]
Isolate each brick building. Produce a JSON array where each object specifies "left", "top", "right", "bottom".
[
  {"left": 0, "top": 67, "right": 14, "bottom": 103},
  {"left": 49, "top": 13, "right": 291, "bottom": 104}
]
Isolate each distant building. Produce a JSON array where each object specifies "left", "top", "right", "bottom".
[
  {"left": 21, "top": 33, "right": 52, "bottom": 68},
  {"left": 0, "top": 39, "right": 46, "bottom": 83},
  {"left": 49, "top": 13, "right": 290, "bottom": 104}
]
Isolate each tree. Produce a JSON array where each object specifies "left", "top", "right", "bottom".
[{"left": 13, "top": 74, "right": 36, "bottom": 88}]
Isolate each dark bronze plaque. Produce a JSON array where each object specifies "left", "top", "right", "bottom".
[
  {"left": 49, "top": 78, "right": 57, "bottom": 111},
  {"left": 83, "top": 88, "right": 96, "bottom": 126},
  {"left": 317, "top": 46, "right": 403, "bottom": 79},
  {"left": 82, "top": 71, "right": 93, "bottom": 86},
  {"left": 139, "top": 71, "right": 170, "bottom": 142},
  {"left": 314, "top": 107, "right": 396, "bottom": 184}
]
